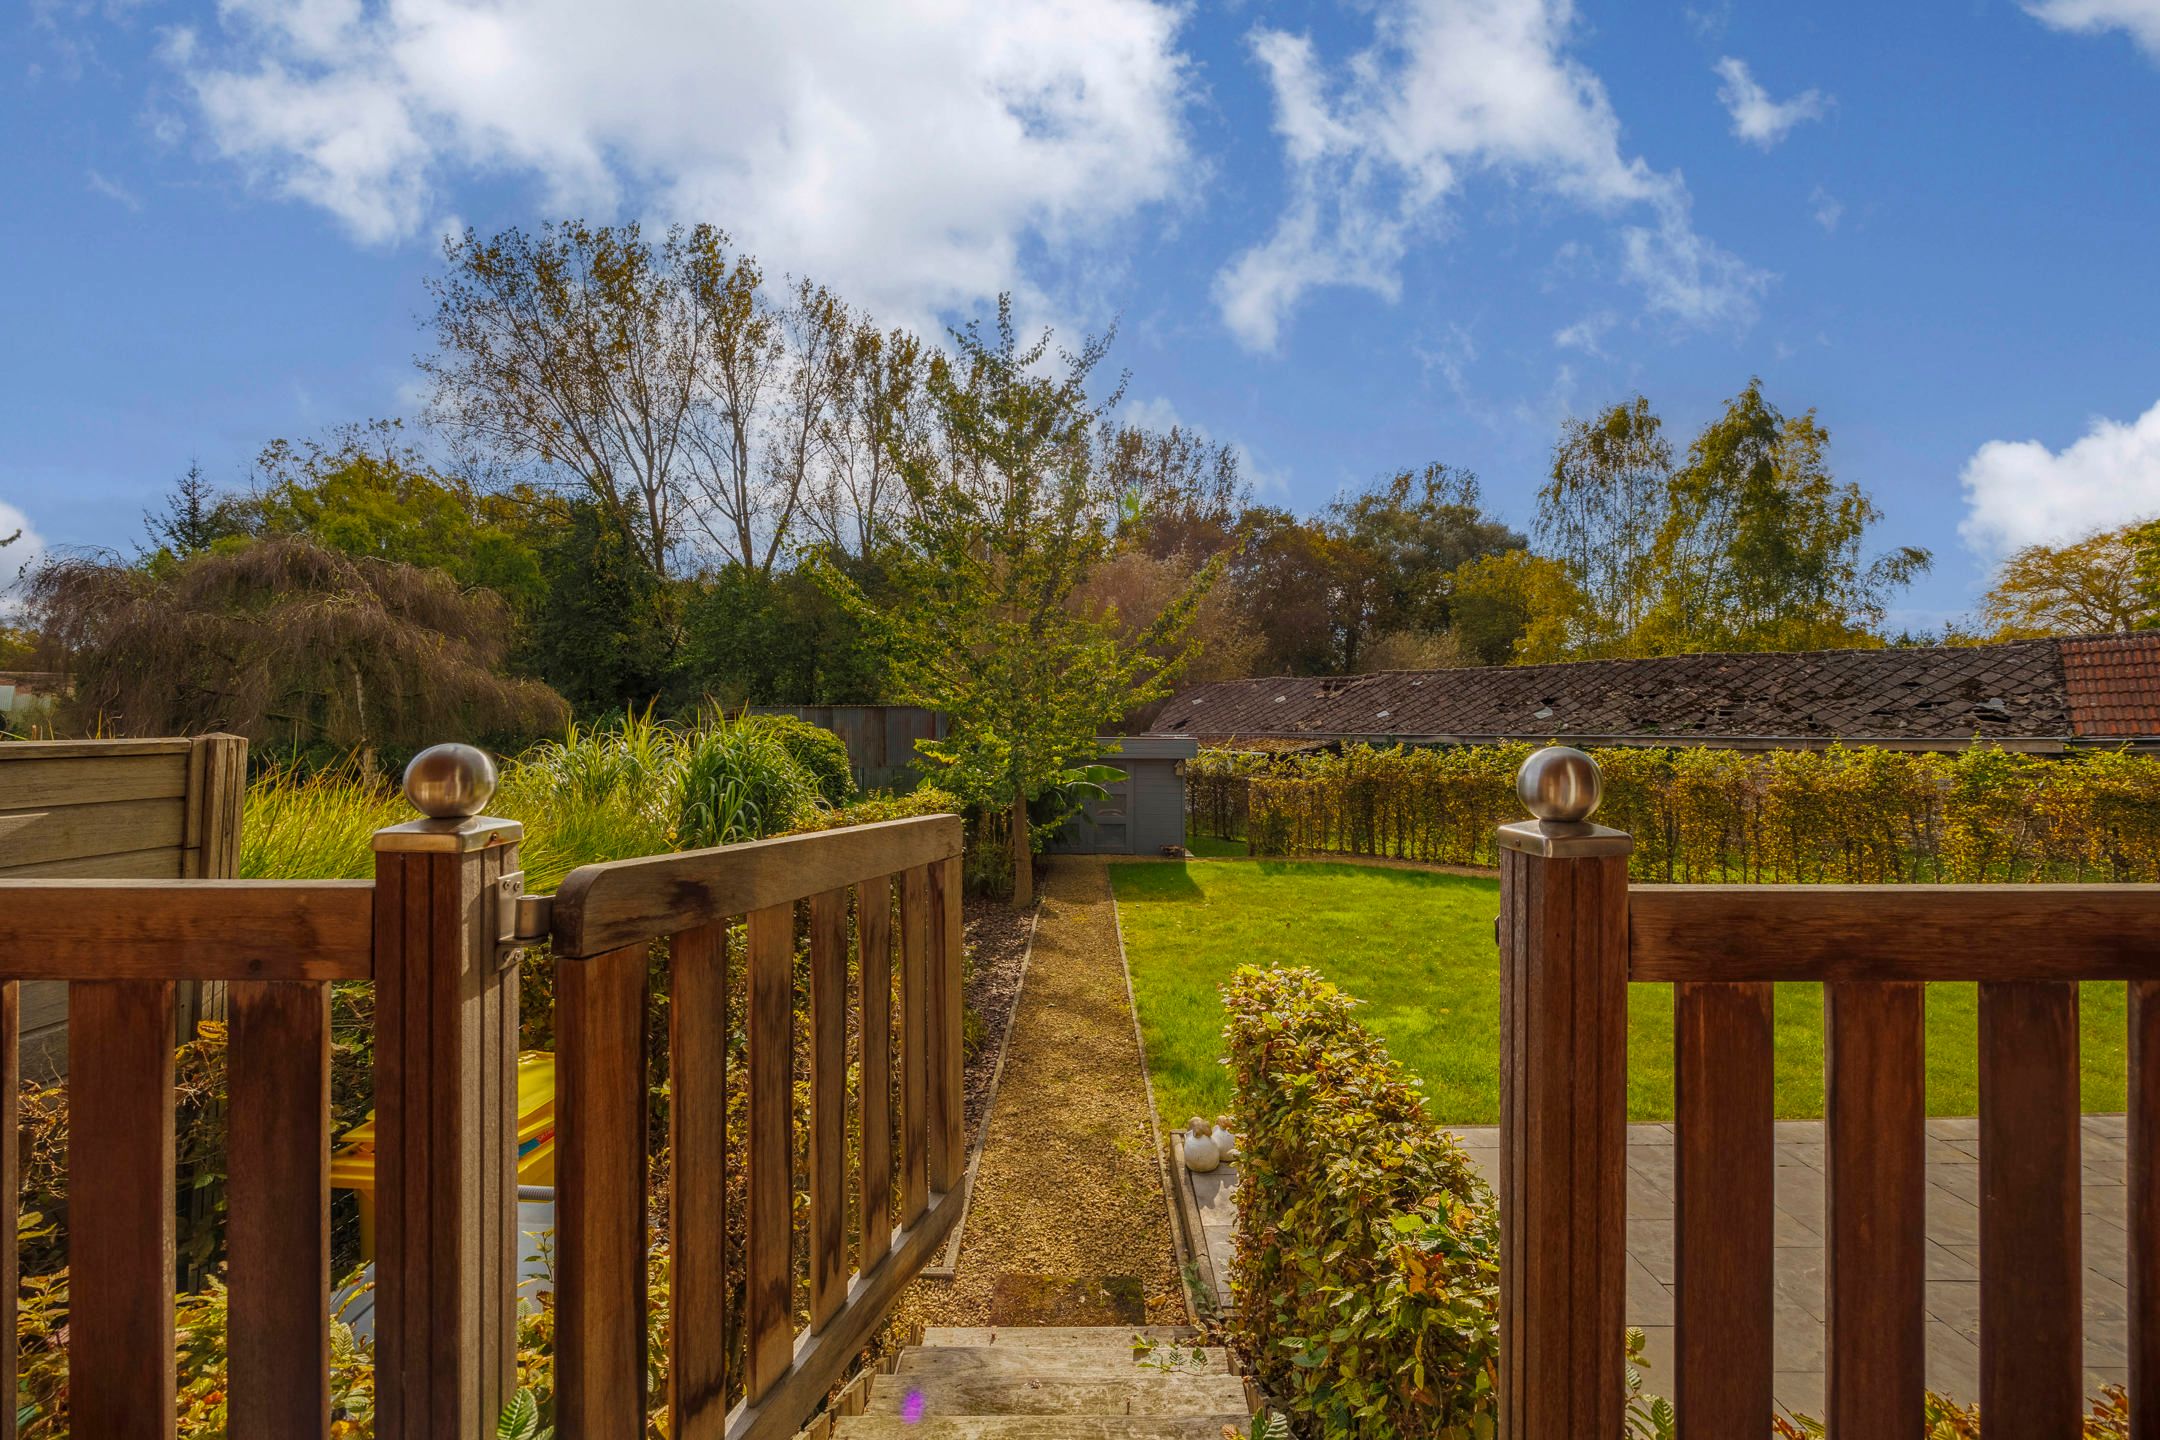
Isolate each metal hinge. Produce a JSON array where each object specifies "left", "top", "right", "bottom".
[{"left": 495, "top": 871, "right": 553, "bottom": 967}]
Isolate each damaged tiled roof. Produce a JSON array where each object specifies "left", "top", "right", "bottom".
[{"left": 1147, "top": 638, "right": 2160, "bottom": 748}]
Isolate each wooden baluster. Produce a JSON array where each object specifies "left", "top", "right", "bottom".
[
  {"left": 670, "top": 922, "right": 729, "bottom": 1440},
  {"left": 370, "top": 796, "right": 522, "bottom": 1439},
  {"left": 227, "top": 980, "right": 332, "bottom": 1440},
  {"left": 1825, "top": 981, "right": 1926, "bottom": 1440},
  {"left": 809, "top": 888, "right": 849, "bottom": 1328},
  {"left": 1495, "top": 751, "right": 1631, "bottom": 1440},
  {"left": 557, "top": 942, "right": 651, "bottom": 1435},
  {"left": 1674, "top": 981, "right": 1774, "bottom": 1437},
  {"left": 68, "top": 979, "right": 177, "bottom": 1440},
  {"left": 0, "top": 981, "right": 15, "bottom": 1440},
  {"left": 746, "top": 901, "right": 797, "bottom": 1401},
  {"left": 1979, "top": 980, "right": 2082, "bottom": 1430},
  {"left": 929, "top": 855, "right": 965, "bottom": 1191},
  {"left": 858, "top": 877, "right": 894, "bottom": 1266},
  {"left": 2134, "top": 978, "right": 2160, "bottom": 1440},
  {"left": 899, "top": 867, "right": 931, "bottom": 1225}
]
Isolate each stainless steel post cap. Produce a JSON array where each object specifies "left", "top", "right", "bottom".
[
  {"left": 1516, "top": 745, "right": 1601, "bottom": 824},
  {"left": 402, "top": 743, "right": 499, "bottom": 819}
]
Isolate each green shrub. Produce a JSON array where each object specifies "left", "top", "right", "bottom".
[
  {"left": 674, "top": 721, "right": 824, "bottom": 848},
  {"left": 1204, "top": 740, "right": 2160, "bottom": 883},
  {"left": 1222, "top": 965, "right": 1499, "bottom": 1439},
  {"left": 741, "top": 712, "right": 857, "bottom": 805}
]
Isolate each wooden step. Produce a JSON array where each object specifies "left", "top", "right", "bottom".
[
  {"left": 836, "top": 1419, "right": 1251, "bottom": 1440},
  {"left": 920, "top": 1326, "right": 1204, "bottom": 1350},
  {"left": 897, "top": 1345, "right": 1231, "bottom": 1380},
  {"left": 863, "top": 1372, "right": 1251, "bottom": 1418}
]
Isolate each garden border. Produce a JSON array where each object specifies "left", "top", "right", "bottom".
[{"left": 918, "top": 899, "right": 1043, "bottom": 1281}]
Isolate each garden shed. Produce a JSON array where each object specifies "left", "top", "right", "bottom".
[{"left": 1051, "top": 735, "right": 1197, "bottom": 855}]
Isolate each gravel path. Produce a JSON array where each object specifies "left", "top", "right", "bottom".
[{"left": 898, "top": 857, "right": 1184, "bottom": 1328}]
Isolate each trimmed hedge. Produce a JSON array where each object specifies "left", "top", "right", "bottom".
[
  {"left": 1192, "top": 741, "right": 2160, "bottom": 883},
  {"left": 1222, "top": 965, "right": 1499, "bottom": 1439}
]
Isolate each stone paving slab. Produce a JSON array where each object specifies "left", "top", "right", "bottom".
[{"left": 1447, "top": 1116, "right": 2130, "bottom": 1418}]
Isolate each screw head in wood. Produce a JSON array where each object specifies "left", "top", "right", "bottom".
[
  {"left": 1516, "top": 745, "right": 1601, "bottom": 824},
  {"left": 402, "top": 742, "right": 499, "bottom": 819}
]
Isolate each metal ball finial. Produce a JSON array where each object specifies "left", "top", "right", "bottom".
[
  {"left": 402, "top": 743, "right": 498, "bottom": 819},
  {"left": 1517, "top": 745, "right": 1601, "bottom": 825}
]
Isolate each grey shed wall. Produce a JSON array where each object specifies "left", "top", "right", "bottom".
[{"left": 1049, "top": 736, "right": 1196, "bottom": 855}]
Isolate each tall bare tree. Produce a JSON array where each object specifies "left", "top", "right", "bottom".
[
  {"left": 805, "top": 318, "right": 929, "bottom": 557},
  {"left": 422, "top": 221, "right": 710, "bottom": 574}
]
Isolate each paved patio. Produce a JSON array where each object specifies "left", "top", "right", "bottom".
[{"left": 1449, "top": 1117, "right": 2133, "bottom": 1417}]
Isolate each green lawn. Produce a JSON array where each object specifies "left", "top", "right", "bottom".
[{"left": 1109, "top": 859, "right": 2130, "bottom": 1128}]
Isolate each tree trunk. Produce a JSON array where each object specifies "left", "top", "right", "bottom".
[{"left": 1011, "top": 789, "right": 1033, "bottom": 909}]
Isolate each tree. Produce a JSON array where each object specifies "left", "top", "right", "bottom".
[
  {"left": 1539, "top": 397, "right": 1672, "bottom": 645},
  {"left": 1326, "top": 464, "right": 1523, "bottom": 661},
  {"left": 523, "top": 503, "right": 683, "bottom": 715},
  {"left": 143, "top": 462, "right": 250, "bottom": 560},
  {"left": 29, "top": 536, "right": 567, "bottom": 760},
  {"left": 804, "top": 318, "right": 930, "bottom": 558},
  {"left": 423, "top": 221, "right": 709, "bottom": 575},
  {"left": 1445, "top": 550, "right": 1586, "bottom": 665},
  {"left": 1642, "top": 380, "right": 1929, "bottom": 653},
  {"left": 820, "top": 298, "right": 1211, "bottom": 904},
  {"left": 1102, "top": 423, "right": 1248, "bottom": 561},
  {"left": 1981, "top": 523, "right": 2159, "bottom": 637},
  {"left": 248, "top": 421, "right": 546, "bottom": 612}
]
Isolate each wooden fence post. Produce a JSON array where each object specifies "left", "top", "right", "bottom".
[
  {"left": 370, "top": 744, "right": 522, "bottom": 1440},
  {"left": 1496, "top": 747, "right": 1631, "bottom": 1440}
]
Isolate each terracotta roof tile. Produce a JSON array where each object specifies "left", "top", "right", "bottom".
[
  {"left": 1149, "top": 640, "right": 2097, "bottom": 746},
  {"left": 2061, "top": 635, "right": 2160, "bottom": 737}
]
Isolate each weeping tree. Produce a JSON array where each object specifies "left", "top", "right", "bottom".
[
  {"left": 821, "top": 299, "right": 1212, "bottom": 905},
  {"left": 29, "top": 536, "right": 567, "bottom": 759}
]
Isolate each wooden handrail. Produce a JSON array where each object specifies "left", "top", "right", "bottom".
[
  {"left": 0, "top": 880, "right": 375, "bottom": 980},
  {"left": 548, "top": 814, "right": 962, "bottom": 958},
  {"left": 1629, "top": 882, "right": 2160, "bottom": 982}
]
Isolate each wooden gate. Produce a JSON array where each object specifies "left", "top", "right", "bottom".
[
  {"left": 0, "top": 752, "right": 965, "bottom": 1440},
  {"left": 1497, "top": 747, "right": 2160, "bottom": 1440}
]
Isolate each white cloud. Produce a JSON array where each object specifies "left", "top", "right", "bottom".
[
  {"left": 1553, "top": 310, "right": 1615, "bottom": 355},
  {"left": 171, "top": 0, "right": 1196, "bottom": 330},
  {"left": 2023, "top": 0, "right": 2160, "bottom": 60},
  {"left": 1959, "top": 398, "right": 2160, "bottom": 557},
  {"left": 1216, "top": 0, "right": 1766, "bottom": 353},
  {"left": 1713, "top": 57, "right": 1828, "bottom": 148},
  {"left": 1810, "top": 184, "right": 1843, "bottom": 233},
  {"left": 85, "top": 169, "right": 144, "bottom": 210},
  {"left": 0, "top": 502, "right": 49, "bottom": 620}
]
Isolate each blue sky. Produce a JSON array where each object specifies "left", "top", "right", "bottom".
[{"left": 4, "top": 0, "right": 2159, "bottom": 631}]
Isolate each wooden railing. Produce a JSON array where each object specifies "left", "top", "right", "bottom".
[
  {"left": 0, "top": 750, "right": 965, "bottom": 1440},
  {"left": 546, "top": 811, "right": 966, "bottom": 1439},
  {"left": 1497, "top": 747, "right": 2160, "bottom": 1440}
]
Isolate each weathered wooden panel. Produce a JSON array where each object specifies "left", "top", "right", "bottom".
[
  {"left": 745, "top": 901, "right": 797, "bottom": 1402},
  {"left": 0, "top": 753, "right": 188, "bottom": 811},
  {"left": 808, "top": 887, "right": 849, "bottom": 1330},
  {"left": 0, "top": 798, "right": 185, "bottom": 869}
]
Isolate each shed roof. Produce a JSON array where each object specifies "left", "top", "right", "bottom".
[{"left": 1147, "top": 638, "right": 2160, "bottom": 750}]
